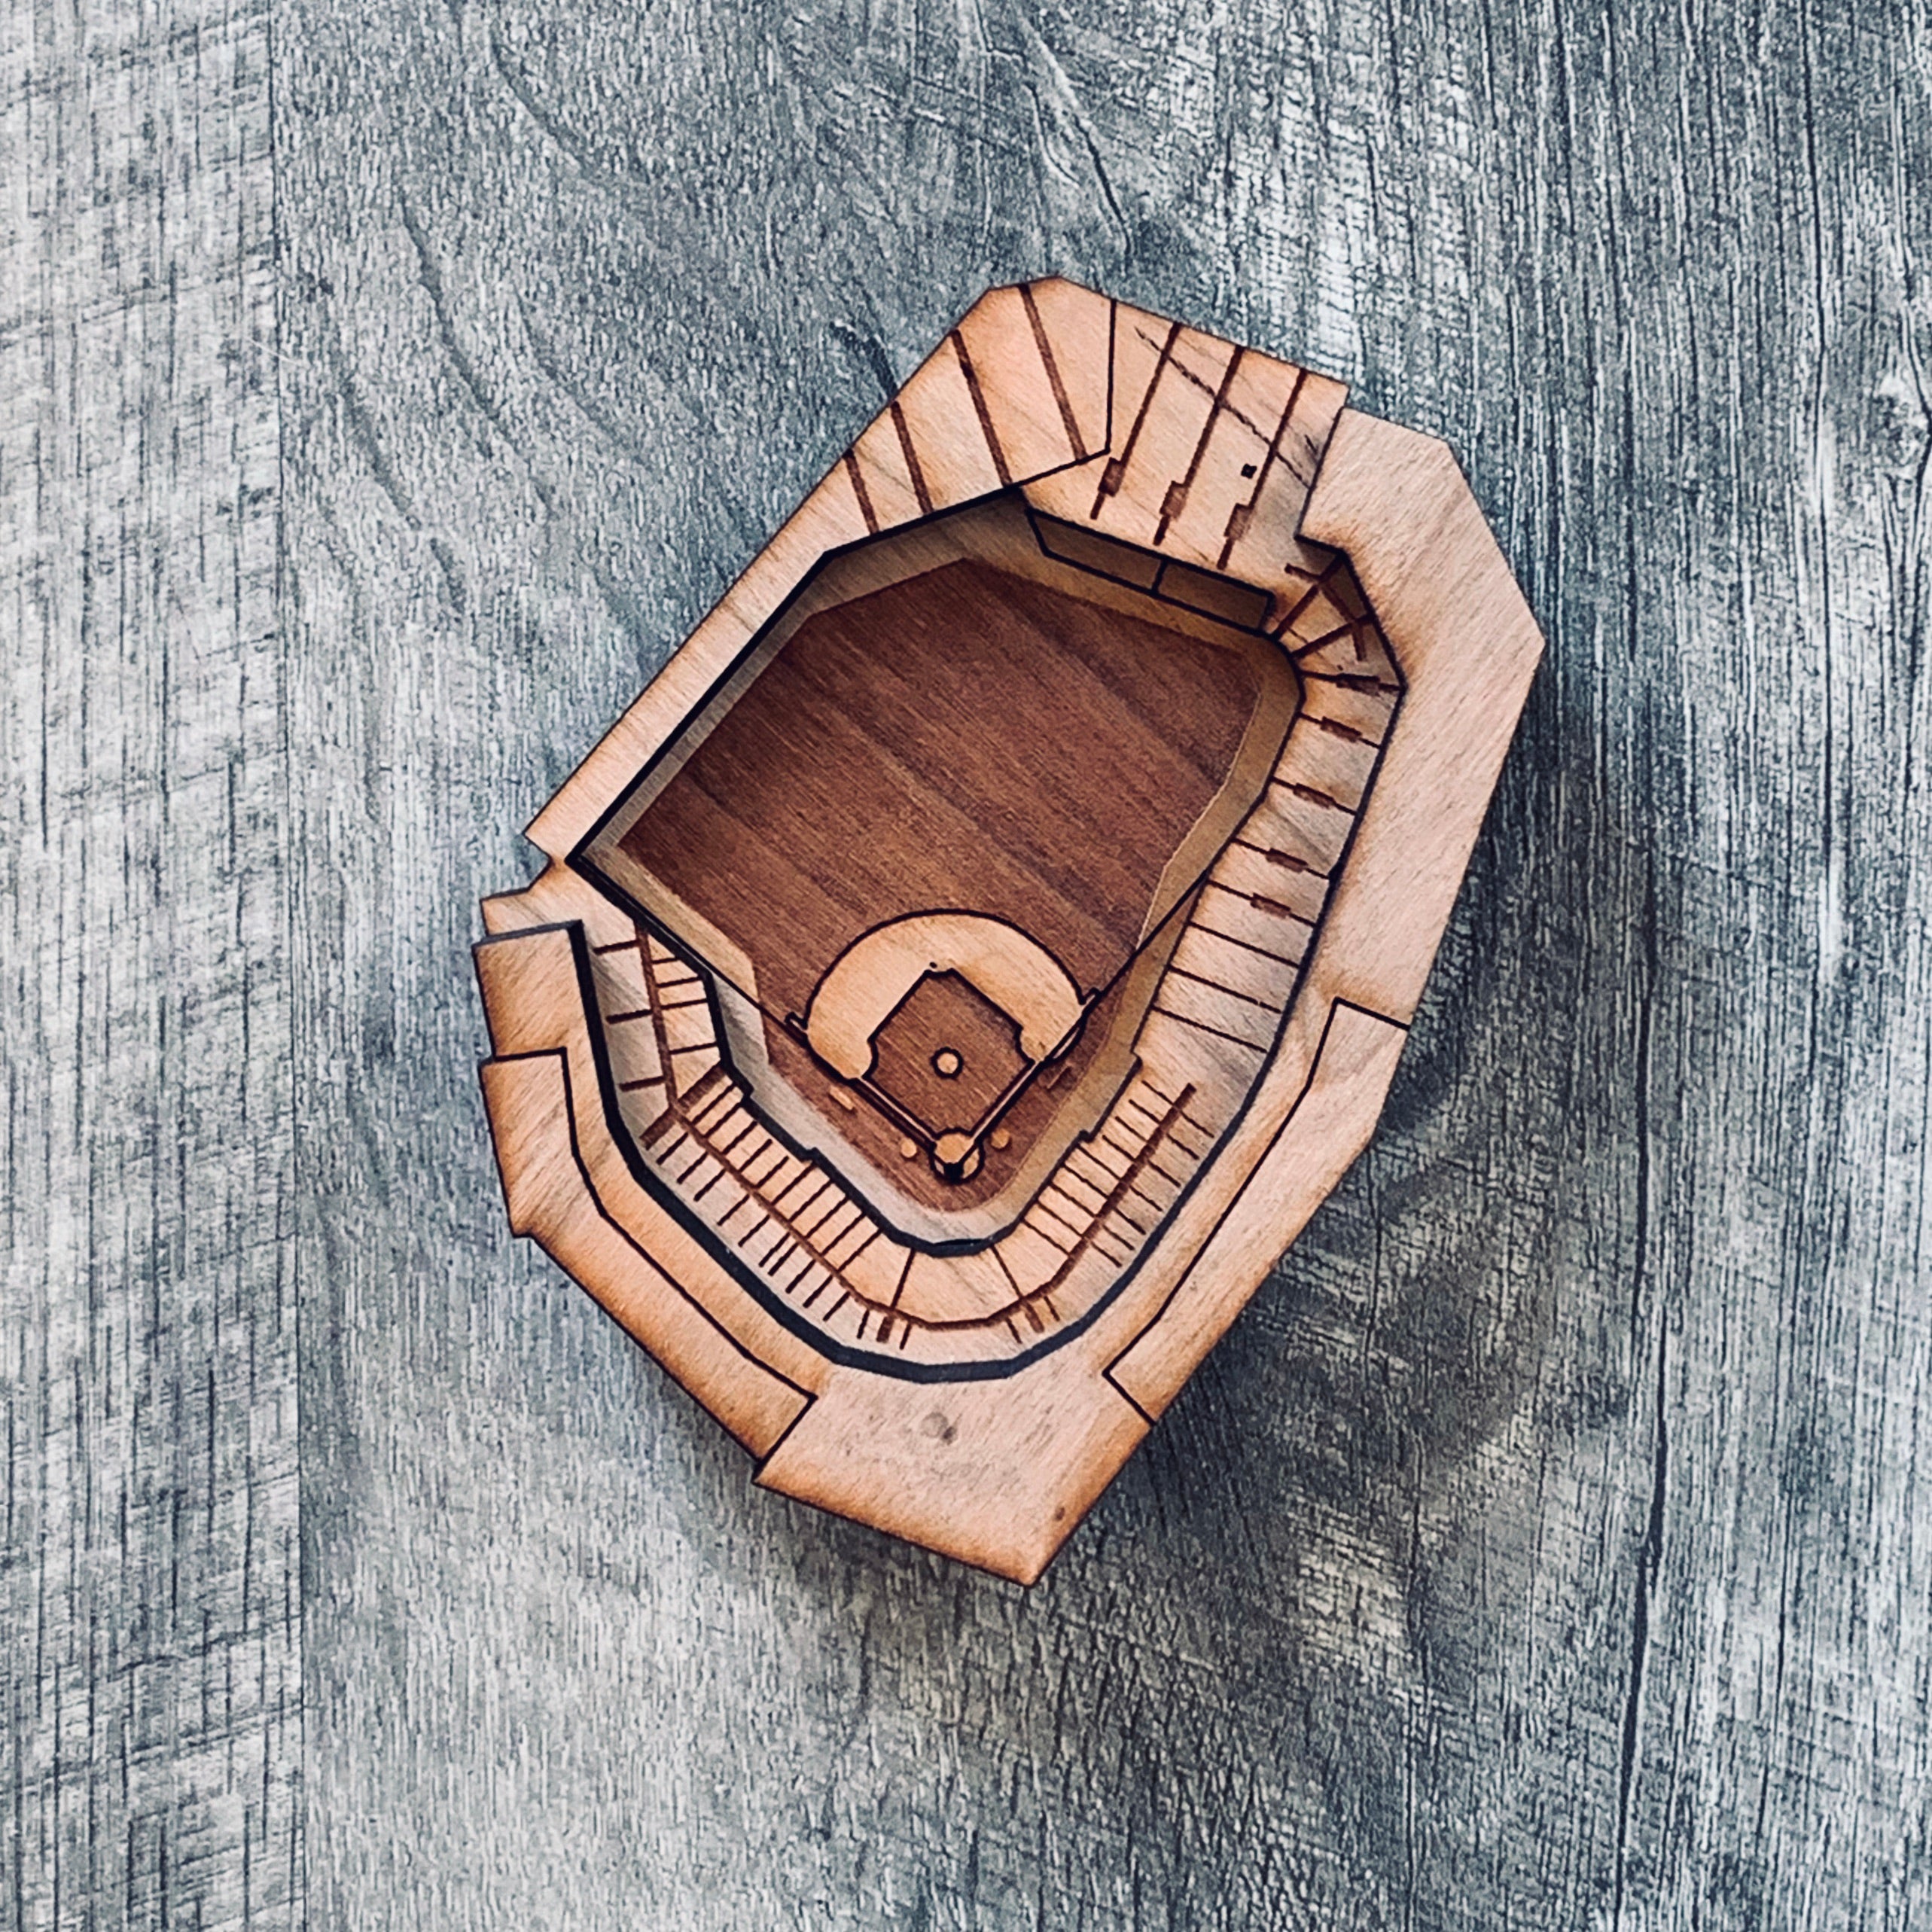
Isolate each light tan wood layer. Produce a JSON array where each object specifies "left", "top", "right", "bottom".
[
  {"left": 481, "top": 1053, "right": 813, "bottom": 1458},
  {"left": 757, "top": 1357, "right": 1149, "bottom": 1586},
  {"left": 1297, "top": 409, "right": 1547, "bottom": 1024},
  {"left": 477, "top": 287, "right": 1545, "bottom": 1583},
  {"left": 1105, "top": 1001, "right": 1409, "bottom": 1419},
  {"left": 476, "top": 927, "right": 831, "bottom": 1400}
]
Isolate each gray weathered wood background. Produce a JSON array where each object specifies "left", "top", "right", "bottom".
[{"left": 6, "top": 0, "right": 1929, "bottom": 1921}]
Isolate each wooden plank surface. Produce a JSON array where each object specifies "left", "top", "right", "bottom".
[
  {"left": 7, "top": 0, "right": 1929, "bottom": 1924},
  {"left": 0, "top": 0, "right": 299, "bottom": 1924}
]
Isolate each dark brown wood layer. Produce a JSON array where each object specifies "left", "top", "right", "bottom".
[{"left": 616, "top": 556, "right": 1263, "bottom": 1015}]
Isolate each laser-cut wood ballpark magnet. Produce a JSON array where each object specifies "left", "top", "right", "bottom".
[{"left": 475, "top": 280, "right": 1543, "bottom": 1583}]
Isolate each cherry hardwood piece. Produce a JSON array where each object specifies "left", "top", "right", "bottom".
[{"left": 474, "top": 279, "right": 1544, "bottom": 1583}]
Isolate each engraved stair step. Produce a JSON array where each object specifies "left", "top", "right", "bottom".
[
  {"left": 1242, "top": 785, "right": 1354, "bottom": 876},
  {"left": 1298, "top": 677, "right": 1397, "bottom": 745},
  {"left": 1192, "top": 881, "right": 1312, "bottom": 964},
  {"left": 1153, "top": 971, "right": 1281, "bottom": 1052},
  {"left": 1152, "top": 349, "right": 1302, "bottom": 568},
  {"left": 1132, "top": 1010, "right": 1264, "bottom": 1126},
  {"left": 1090, "top": 316, "right": 1236, "bottom": 547},
  {"left": 1172, "top": 922, "right": 1303, "bottom": 1007},
  {"left": 1209, "top": 844, "right": 1327, "bottom": 923},
  {"left": 1276, "top": 718, "right": 1377, "bottom": 811},
  {"left": 994, "top": 1223, "right": 1068, "bottom": 1295},
  {"left": 660, "top": 998, "right": 717, "bottom": 1056}
]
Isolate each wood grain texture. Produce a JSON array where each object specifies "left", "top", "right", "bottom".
[
  {"left": 469, "top": 297, "right": 1528, "bottom": 1579},
  {"left": 0, "top": 0, "right": 298, "bottom": 1924},
  {"left": 10, "top": 0, "right": 1930, "bottom": 1922}
]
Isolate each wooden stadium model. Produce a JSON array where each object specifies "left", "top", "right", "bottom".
[{"left": 475, "top": 279, "right": 1543, "bottom": 1583}]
